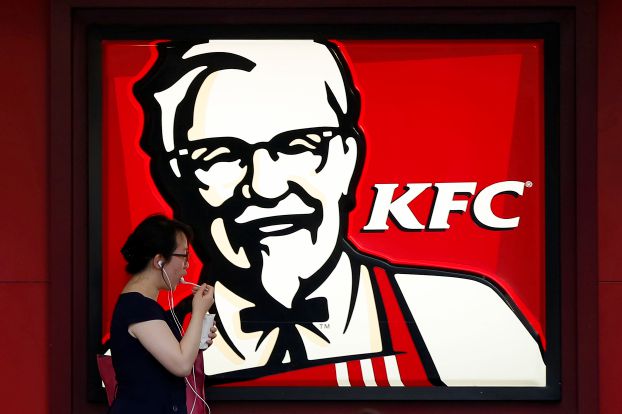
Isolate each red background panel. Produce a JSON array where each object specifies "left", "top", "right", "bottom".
[{"left": 341, "top": 40, "right": 545, "bottom": 338}]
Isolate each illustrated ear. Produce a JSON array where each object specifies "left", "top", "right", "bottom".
[{"left": 341, "top": 136, "right": 359, "bottom": 195}]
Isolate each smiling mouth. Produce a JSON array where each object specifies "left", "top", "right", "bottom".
[
  {"left": 232, "top": 192, "right": 323, "bottom": 242},
  {"left": 246, "top": 215, "right": 312, "bottom": 237},
  {"left": 259, "top": 223, "right": 293, "bottom": 232}
]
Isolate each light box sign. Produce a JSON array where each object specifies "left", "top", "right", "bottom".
[{"left": 93, "top": 30, "right": 559, "bottom": 400}]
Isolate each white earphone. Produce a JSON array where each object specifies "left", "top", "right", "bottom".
[{"left": 158, "top": 258, "right": 210, "bottom": 414}]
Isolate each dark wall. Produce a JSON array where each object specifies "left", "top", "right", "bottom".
[
  {"left": 0, "top": 0, "right": 619, "bottom": 412},
  {"left": 598, "top": 0, "right": 622, "bottom": 412},
  {"left": 0, "top": 0, "right": 49, "bottom": 413}
]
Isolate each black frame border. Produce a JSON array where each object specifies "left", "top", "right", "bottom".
[{"left": 86, "top": 22, "right": 561, "bottom": 402}]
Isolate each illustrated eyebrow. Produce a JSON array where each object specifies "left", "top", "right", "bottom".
[
  {"left": 289, "top": 139, "right": 317, "bottom": 149},
  {"left": 191, "top": 148, "right": 207, "bottom": 160},
  {"left": 202, "top": 147, "right": 231, "bottom": 161},
  {"left": 306, "top": 133, "right": 322, "bottom": 143}
]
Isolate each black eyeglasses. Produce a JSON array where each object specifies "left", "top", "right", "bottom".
[
  {"left": 171, "top": 252, "right": 189, "bottom": 263},
  {"left": 174, "top": 127, "right": 350, "bottom": 174}
]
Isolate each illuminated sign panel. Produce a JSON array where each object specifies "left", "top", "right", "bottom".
[{"left": 94, "top": 33, "right": 557, "bottom": 400}]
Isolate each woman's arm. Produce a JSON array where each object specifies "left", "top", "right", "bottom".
[{"left": 130, "top": 284, "right": 214, "bottom": 377}]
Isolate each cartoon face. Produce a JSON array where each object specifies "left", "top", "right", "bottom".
[{"left": 139, "top": 40, "right": 363, "bottom": 306}]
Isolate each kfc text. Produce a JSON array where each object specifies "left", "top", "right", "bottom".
[{"left": 363, "top": 180, "right": 528, "bottom": 231}]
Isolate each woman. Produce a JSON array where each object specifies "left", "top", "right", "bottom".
[{"left": 109, "top": 214, "right": 216, "bottom": 414}]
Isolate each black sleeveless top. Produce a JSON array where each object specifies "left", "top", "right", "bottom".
[{"left": 109, "top": 292, "right": 187, "bottom": 414}]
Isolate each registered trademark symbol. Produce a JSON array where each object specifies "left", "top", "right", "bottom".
[{"left": 525, "top": 181, "right": 533, "bottom": 188}]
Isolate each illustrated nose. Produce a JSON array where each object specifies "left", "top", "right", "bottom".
[{"left": 248, "top": 148, "right": 289, "bottom": 199}]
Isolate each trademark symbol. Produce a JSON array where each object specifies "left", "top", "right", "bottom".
[
  {"left": 525, "top": 181, "right": 533, "bottom": 188},
  {"left": 316, "top": 323, "right": 331, "bottom": 329}
]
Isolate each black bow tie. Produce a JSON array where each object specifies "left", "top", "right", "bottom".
[{"left": 239, "top": 296, "right": 330, "bottom": 364}]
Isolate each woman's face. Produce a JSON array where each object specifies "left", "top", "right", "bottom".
[{"left": 162, "top": 232, "right": 189, "bottom": 290}]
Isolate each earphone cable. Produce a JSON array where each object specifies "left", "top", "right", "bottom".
[{"left": 161, "top": 266, "right": 211, "bottom": 414}]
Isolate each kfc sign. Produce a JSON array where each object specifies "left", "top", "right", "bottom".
[
  {"left": 97, "top": 36, "right": 554, "bottom": 398},
  {"left": 364, "top": 180, "right": 529, "bottom": 231}
]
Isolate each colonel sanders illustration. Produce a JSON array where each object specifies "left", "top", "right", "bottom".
[{"left": 134, "top": 39, "right": 546, "bottom": 387}]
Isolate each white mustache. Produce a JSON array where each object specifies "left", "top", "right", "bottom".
[{"left": 234, "top": 193, "right": 315, "bottom": 224}]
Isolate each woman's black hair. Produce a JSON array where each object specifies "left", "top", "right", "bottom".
[{"left": 120, "top": 214, "right": 193, "bottom": 275}]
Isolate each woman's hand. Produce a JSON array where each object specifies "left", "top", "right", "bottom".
[
  {"left": 191, "top": 284, "right": 214, "bottom": 315},
  {"left": 206, "top": 323, "right": 218, "bottom": 347}
]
